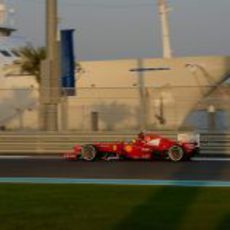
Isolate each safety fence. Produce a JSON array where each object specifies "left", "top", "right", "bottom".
[{"left": 0, "top": 85, "right": 230, "bottom": 131}]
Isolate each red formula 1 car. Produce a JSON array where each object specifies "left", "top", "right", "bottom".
[{"left": 64, "top": 132, "right": 199, "bottom": 162}]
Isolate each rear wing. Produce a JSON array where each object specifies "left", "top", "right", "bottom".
[{"left": 177, "top": 133, "right": 200, "bottom": 147}]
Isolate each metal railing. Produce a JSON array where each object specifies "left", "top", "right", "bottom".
[{"left": 0, "top": 131, "right": 229, "bottom": 155}]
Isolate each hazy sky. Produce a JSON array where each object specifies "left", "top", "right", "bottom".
[{"left": 6, "top": 0, "right": 230, "bottom": 60}]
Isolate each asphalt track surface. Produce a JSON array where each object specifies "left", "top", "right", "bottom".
[{"left": 0, "top": 157, "right": 230, "bottom": 181}]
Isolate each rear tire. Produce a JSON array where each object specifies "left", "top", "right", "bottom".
[
  {"left": 81, "top": 144, "right": 97, "bottom": 161},
  {"left": 168, "top": 145, "right": 184, "bottom": 162}
]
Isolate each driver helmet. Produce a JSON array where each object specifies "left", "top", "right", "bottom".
[{"left": 138, "top": 131, "right": 145, "bottom": 140}]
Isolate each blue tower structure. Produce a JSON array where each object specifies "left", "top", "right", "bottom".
[{"left": 60, "top": 29, "right": 76, "bottom": 96}]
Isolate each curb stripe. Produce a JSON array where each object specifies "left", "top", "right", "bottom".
[{"left": 0, "top": 178, "right": 230, "bottom": 187}]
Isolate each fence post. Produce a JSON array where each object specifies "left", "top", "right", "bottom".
[
  {"left": 91, "top": 111, "right": 99, "bottom": 131},
  {"left": 207, "top": 105, "right": 216, "bottom": 130}
]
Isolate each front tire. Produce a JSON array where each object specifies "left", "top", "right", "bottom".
[
  {"left": 168, "top": 145, "right": 184, "bottom": 162},
  {"left": 81, "top": 144, "right": 97, "bottom": 161}
]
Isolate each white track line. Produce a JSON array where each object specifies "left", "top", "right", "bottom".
[
  {"left": 0, "top": 155, "right": 60, "bottom": 159},
  {"left": 0, "top": 156, "right": 230, "bottom": 161},
  {"left": 0, "top": 156, "right": 31, "bottom": 159},
  {"left": 192, "top": 157, "right": 230, "bottom": 161}
]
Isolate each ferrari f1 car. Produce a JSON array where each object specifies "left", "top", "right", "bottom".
[{"left": 64, "top": 132, "right": 199, "bottom": 162}]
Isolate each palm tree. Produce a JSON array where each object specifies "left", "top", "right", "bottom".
[
  {"left": 14, "top": 45, "right": 46, "bottom": 83},
  {"left": 15, "top": 45, "right": 83, "bottom": 130},
  {"left": 16, "top": 45, "right": 83, "bottom": 83}
]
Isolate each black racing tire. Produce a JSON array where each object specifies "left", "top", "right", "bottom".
[
  {"left": 168, "top": 145, "right": 184, "bottom": 162},
  {"left": 81, "top": 144, "right": 97, "bottom": 161}
]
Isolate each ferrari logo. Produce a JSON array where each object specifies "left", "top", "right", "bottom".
[
  {"left": 113, "top": 145, "right": 117, "bottom": 151},
  {"left": 124, "top": 145, "right": 133, "bottom": 152}
]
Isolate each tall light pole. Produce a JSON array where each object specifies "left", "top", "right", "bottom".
[
  {"left": 137, "top": 59, "right": 147, "bottom": 130},
  {"left": 44, "top": 0, "right": 60, "bottom": 131},
  {"left": 158, "top": 0, "right": 172, "bottom": 58}
]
